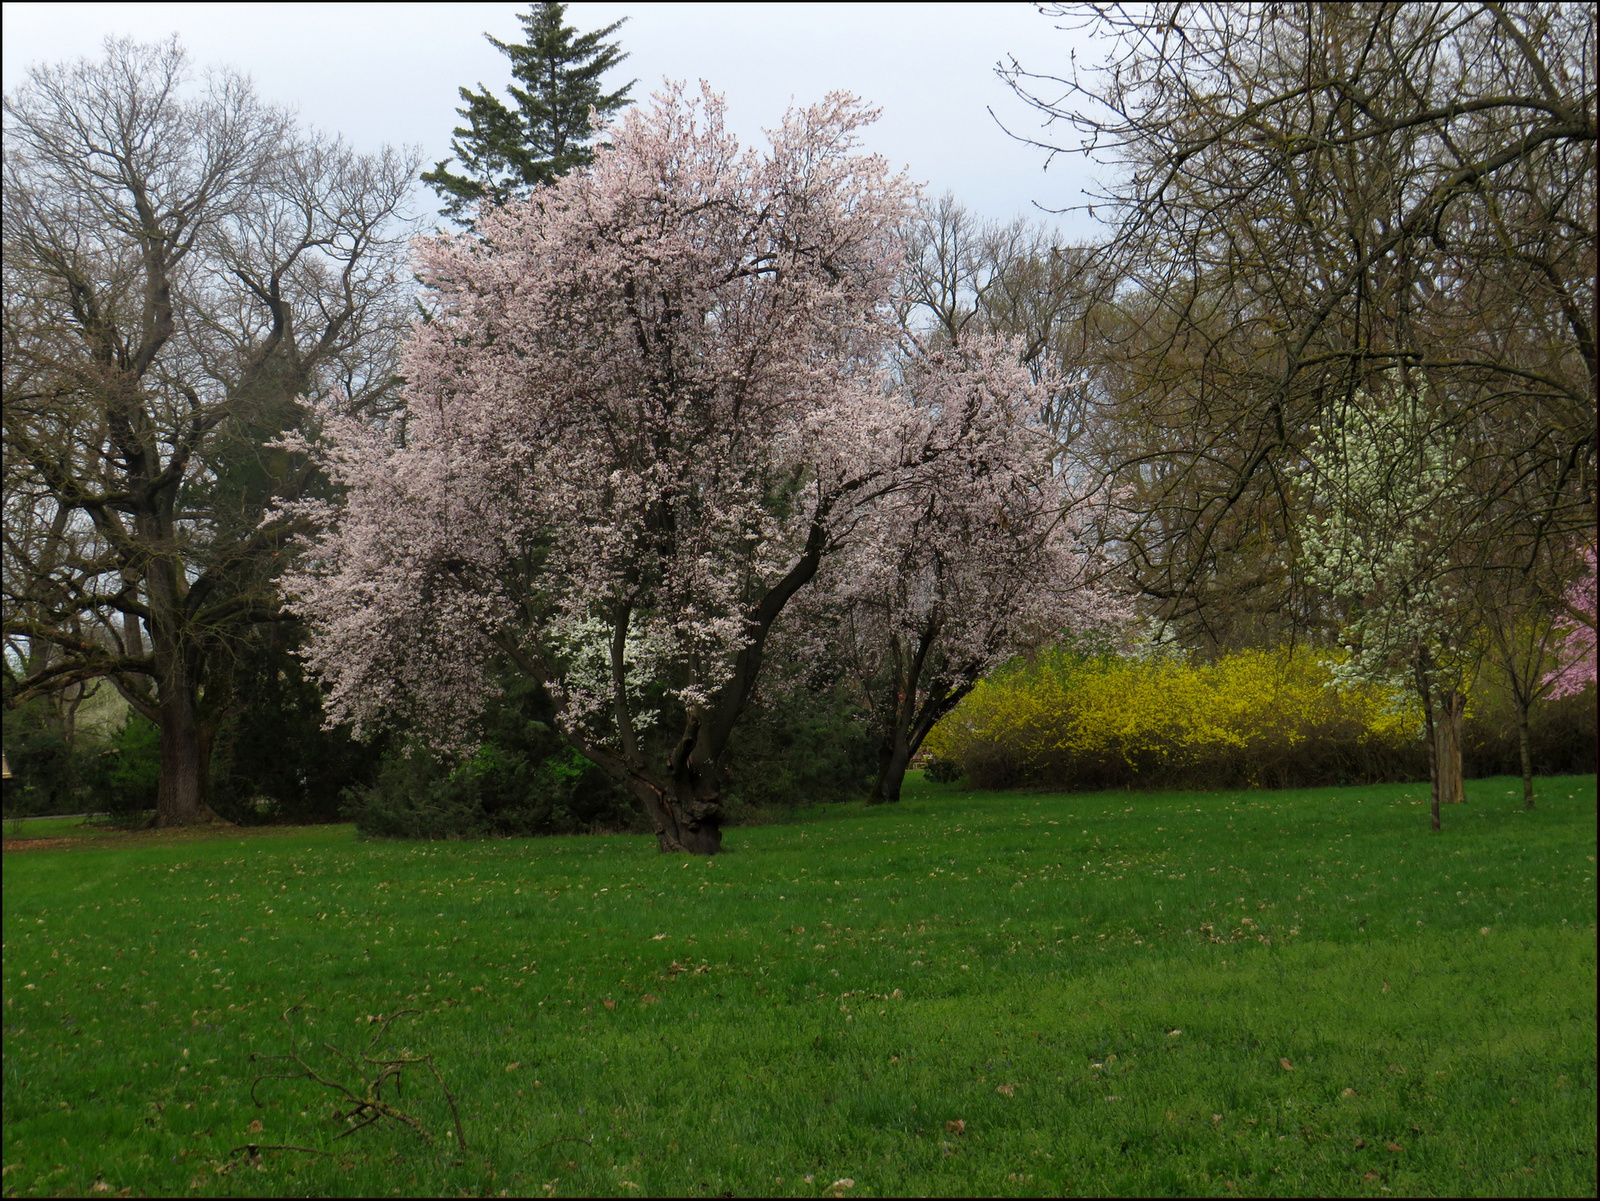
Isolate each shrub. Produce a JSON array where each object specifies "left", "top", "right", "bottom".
[
  {"left": 342, "top": 675, "right": 639, "bottom": 840},
  {"left": 925, "top": 645, "right": 1597, "bottom": 791},
  {"left": 924, "top": 647, "right": 1428, "bottom": 790},
  {"left": 2, "top": 697, "right": 93, "bottom": 818},
  {"left": 343, "top": 740, "right": 643, "bottom": 840},
  {"left": 718, "top": 680, "right": 878, "bottom": 813},
  {"left": 344, "top": 668, "right": 882, "bottom": 839},
  {"left": 103, "top": 713, "right": 162, "bottom": 821}
]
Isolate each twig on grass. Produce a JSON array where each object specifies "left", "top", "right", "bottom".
[
  {"left": 535, "top": 1136, "right": 595, "bottom": 1151},
  {"left": 249, "top": 1005, "right": 467, "bottom": 1152},
  {"left": 226, "top": 1143, "right": 332, "bottom": 1160}
]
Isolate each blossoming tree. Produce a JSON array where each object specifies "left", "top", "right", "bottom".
[
  {"left": 1545, "top": 545, "right": 1598, "bottom": 700},
  {"left": 287, "top": 85, "right": 1066, "bottom": 852},
  {"left": 1299, "top": 383, "right": 1478, "bottom": 831},
  {"left": 796, "top": 337, "right": 1122, "bottom": 803}
]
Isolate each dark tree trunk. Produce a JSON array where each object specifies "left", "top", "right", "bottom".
[
  {"left": 1418, "top": 655, "right": 1441, "bottom": 832},
  {"left": 1517, "top": 704, "right": 1535, "bottom": 810},
  {"left": 154, "top": 680, "right": 217, "bottom": 827},
  {"left": 514, "top": 506, "right": 853, "bottom": 856},
  {"left": 866, "top": 739, "right": 896, "bottom": 804},
  {"left": 630, "top": 777, "right": 722, "bottom": 855},
  {"left": 869, "top": 734, "right": 914, "bottom": 805},
  {"left": 867, "top": 655, "right": 972, "bottom": 808},
  {"left": 1436, "top": 689, "right": 1466, "bottom": 807},
  {"left": 148, "top": 622, "right": 222, "bottom": 828}
]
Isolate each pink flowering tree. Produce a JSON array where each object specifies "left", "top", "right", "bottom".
[
  {"left": 1545, "top": 544, "right": 1598, "bottom": 699},
  {"left": 791, "top": 336, "right": 1123, "bottom": 803},
  {"left": 286, "top": 84, "right": 1062, "bottom": 853}
]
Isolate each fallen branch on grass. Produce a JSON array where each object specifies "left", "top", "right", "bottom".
[{"left": 249, "top": 1006, "right": 467, "bottom": 1152}]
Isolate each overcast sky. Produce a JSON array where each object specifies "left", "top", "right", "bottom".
[{"left": 2, "top": 2, "right": 1110, "bottom": 239}]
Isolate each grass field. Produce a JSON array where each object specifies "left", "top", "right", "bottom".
[{"left": 3, "top": 774, "right": 1595, "bottom": 1197}]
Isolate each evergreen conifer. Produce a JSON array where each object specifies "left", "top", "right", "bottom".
[{"left": 422, "top": 2, "right": 634, "bottom": 223}]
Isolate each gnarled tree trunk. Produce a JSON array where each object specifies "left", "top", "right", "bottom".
[{"left": 630, "top": 773, "right": 723, "bottom": 855}]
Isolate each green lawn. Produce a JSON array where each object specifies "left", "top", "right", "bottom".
[{"left": 3, "top": 775, "right": 1595, "bottom": 1197}]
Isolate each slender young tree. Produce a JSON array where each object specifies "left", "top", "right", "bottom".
[
  {"left": 422, "top": 1, "right": 634, "bottom": 224},
  {"left": 1299, "top": 384, "right": 1480, "bottom": 831},
  {"left": 1477, "top": 544, "right": 1581, "bottom": 810}
]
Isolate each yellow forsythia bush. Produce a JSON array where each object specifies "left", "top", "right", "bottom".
[{"left": 924, "top": 647, "right": 1427, "bottom": 790}]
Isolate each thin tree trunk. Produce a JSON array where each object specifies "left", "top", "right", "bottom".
[
  {"left": 871, "top": 675, "right": 972, "bottom": 808},
  {"left": 1518, "top": 705, "right": 1535, "bottom": 810},
  {"left": 1418, "top": 655, "right": 1440, "bottom": 832},
  {"left": 1436, "top": 689, "right": 1466, "bottom": 806}
]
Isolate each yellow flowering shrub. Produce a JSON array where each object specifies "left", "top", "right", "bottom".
[{"left": 924, "top": 647, "right": 1426, "bottom": 790}]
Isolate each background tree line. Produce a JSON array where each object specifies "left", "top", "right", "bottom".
[{"left": 4, "top": 2, "right": 1593, "bottom": 838}]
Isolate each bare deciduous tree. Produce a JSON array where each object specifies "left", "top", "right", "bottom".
[
  {"left": 1000, "top": 2, "right": 1597, "bottom": 647},
  {"left": 2, "top": 37, "right": 419, "bottom": 825}
]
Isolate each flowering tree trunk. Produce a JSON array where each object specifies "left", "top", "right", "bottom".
[
  {"left": 490, "top": 526, "right": 840, "bottom": 853},
  {"left": 863, "top": 622, "right": 977, "bottom": 805},
  {"left": 789, "top": 334, "right": 1120, "bottom": 810}
]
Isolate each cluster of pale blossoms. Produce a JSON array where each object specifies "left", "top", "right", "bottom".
[
  {"left": 280, "top": 81, "right": 1114, "bottom": 783},
  {"left": 813, "top": 339, "right": 1122, "bottom": 683},
  {"left": 1544, "top": 544, "right": 1598, "bottom": 699},
  {"left": 1299, "top": 384, "right": 1472, "bottom": 691}
]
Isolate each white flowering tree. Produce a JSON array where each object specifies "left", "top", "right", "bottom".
[{"left": 1299, "top": 384, "right": 1477, "bottom": 831}]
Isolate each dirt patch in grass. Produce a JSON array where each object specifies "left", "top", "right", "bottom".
[
  {"left": 2, "top": 823, "right": 339, "bottom": 852},
  {"left": 2, "top": 837, "right": 79, "bottom": 852}
]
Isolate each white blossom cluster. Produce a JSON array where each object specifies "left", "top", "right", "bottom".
[{"left": 1299, "top": 382, "right": 1473, "bottom": 693}]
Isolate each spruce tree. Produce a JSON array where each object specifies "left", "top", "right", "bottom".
[{"left": 423, "top": 2, "right": 634, "bottom": 223}]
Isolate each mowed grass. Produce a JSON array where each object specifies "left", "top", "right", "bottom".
[{"left": 3, "top": 775, "right": 1594, "bottom": 1198}]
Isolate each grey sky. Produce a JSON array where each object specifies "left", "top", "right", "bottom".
[{"left": 2, "top": 2, "right": 1108, "bottom": 239}]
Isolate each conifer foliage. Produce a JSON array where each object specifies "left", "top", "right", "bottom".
[{"left": 422, "top": 2, "right": 634, "bottom": 223}]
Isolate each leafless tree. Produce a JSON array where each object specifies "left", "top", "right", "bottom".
[
  {"left": 999, "top": 2, "right": 1597, "bottom": 649},
  {"left": 2, "top": 37, "right": 419, "bottom": 824},
  {"left": 897, "top": 194, "right": 1110, "bottom": 456}
]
